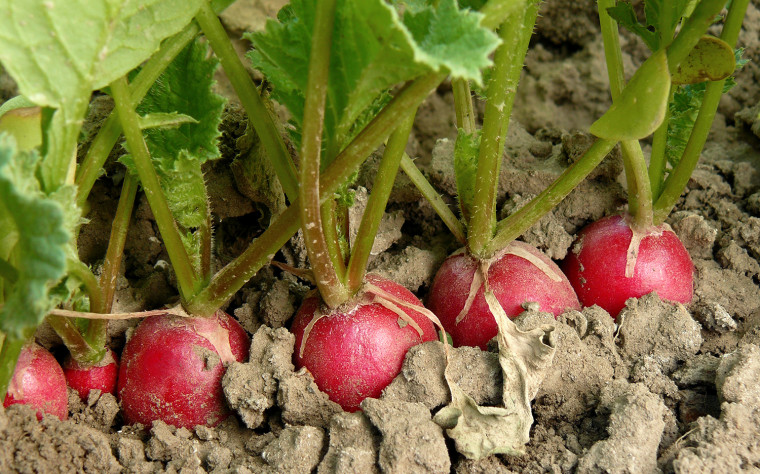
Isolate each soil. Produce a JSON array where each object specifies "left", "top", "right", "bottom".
[{"left": 2, "top": 1, "right": 760, "bottom": 472}]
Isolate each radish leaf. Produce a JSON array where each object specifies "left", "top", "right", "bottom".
[
  {"left": 122, "top": 38, "right": 225, "bottom": 239},
  {"left": 666, "top": 48, "right": 746, "bottom": 168},
  {"left": 0, "top": 0, "right": 202, "bottom": 109},
  {"left": 0, "top": 0, "right": 202, "bottom": 192},
  {"left": 247, "top": 0, "right": 498, "bottom": 164},
  {"left": 0, "top": 136, "right": 69, "bottom": 337},
  {"left": 120, "top": 39, "right": 225, "bottom": 271}
]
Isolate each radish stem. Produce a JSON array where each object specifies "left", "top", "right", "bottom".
[
  {"left": 597, "top": 0, "right": 653, "bottom": 228},
  {"left": 186, "top": 73, "right": 445, "bottom": 315},
  {"left": 655, "top": 0, "right": 750, "bottom": 224},
  {"left": 47, "top": 315, "right": 104, "bottom": 365},
  {"left": 299, "top": 0, "right": 349, "bottom": 309},
  {"left": 649, "top": 86, "right": 675, "bottom": 201},
  {"left": 196, "top": 1, "right": 299, "bottom": 202},
  {"left": 468, "top": 0, "right": 539, "bottom": 258},
  {"left": 100, "top": 174, "right": 138, "bottom": 313},
  {"left": 346, "top": 112, "right": 416, "bottom": 292},
  {"left": 486, "top": 138, "right": 617, "bottom": 255},
  {"left": 0, "top": 334, "right": 25, "bottom": 400},
  {"left": 110, "top": 77, "right": 198, "bottom": 302},
  {"left": 75, "top": 23, "right": 200, "bottom": 209},
  {"left": 452, "top": 78, "right": 476, "bottom": 134},
  {"left": 400, "top": 154, "right": 466, "bottom": 244}
]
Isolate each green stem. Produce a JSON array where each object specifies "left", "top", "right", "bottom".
[
  {"left": 67, "top": 258, "right": 105, "bottom": 315},
  {"left": 195, "top": 1, "right": 299, "bottom": 201},
  {"left": 620, "top": 140, "right": 653, "bottom": 227},
  {"left": 655, "top": 0, "right": 749, "bottom": 224},
  {"left": 400, "top": 154, "right": 466, "bottom": 244},
  {"left": 199, "top": 201, "right": 213, "bottom": 282},
  {"left": 66, "top": 258, "right": 109, "bottom": 358},
  {"left": 185, "top": 205, "right": 299, "bottom": 316},
  {"left": 346, "top": 112, "right": 415, "bottom": 292},
  {"left": 75, "top": 23, "right": 200, "bottom": 209},
  {"left": 467, "top": 1, "right": 538, "bottom": 258},
  {"left": 320, "top": 73, "right": 446, "bottom": 195},
  {"left": 100, "top": 174, "right": 138, "bottom": 313},
  {"left": 597, "top": 0, "right": 652, "bottom": 228},
  {"left": 0, "top": 334, "right": 25, "bottom": 399},
  {"left": 110, "top": 77, "right": 198, "bottom": 301},
  {"left": 320, "top": 200, "right": 347, "bottom": 276},
  {"left": 649, "top": 86, "right": 675, "bottom": 201},
  {"left": 597, "top": 0, "right": 625, "bottom": 100},
  {"left": 186, "top": 73, "right": 445, "bottom": 315},
  {"left": 452, "top": 78, "right": 476, "bottom": 134},
  {"left": 486, "top": 139, "right": 617, "bottom": 255},
  {"left": 299, "top": 0, "right": 349, "bottom": 309},
  {"left": 46, "top": 315, "right": 103, "bottom": 365}
]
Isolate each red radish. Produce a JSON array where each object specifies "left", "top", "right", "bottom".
[
  {"left": 63, "top": 348, "right": 119, "bottom": 400},
  {"left": 3, "top": 343, "right": 68, "bottom": 420},
  {"left": 427, "top": 241, "right": 580, "bottom": 350},
  {"left": 118, "top": 311, "right": 250, "bottom": 428},
  {"left": 562, "top": 214, "right": 694, "bottom": 318},
  {"left": 291, "top": 274, "right": 437, "bottom": 412}
]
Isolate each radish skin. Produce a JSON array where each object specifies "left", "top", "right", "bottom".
[
  {"left": 118, "top": 311, "right": 249, "bottom": 428},
  {"left": 291, "top": 274, "right": 437, "bottom": 412},
  {"left": 562, "top": 214, "right": 694, "bottom": 318},
  {"left": 63, "top": 348, "right": 119, "bottom": 401},
  {"left": 3, "top": 343, "right": 68, "bottom": 420},
  {"left": 428, "top": 241, "right": 580, "bottom": 349}
]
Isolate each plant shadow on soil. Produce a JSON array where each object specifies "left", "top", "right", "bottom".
[{"left": 2, "top": 0, "right": 760, "bottom": 472}]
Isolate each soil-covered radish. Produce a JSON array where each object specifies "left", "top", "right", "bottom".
[
  {"left": 291, "top": 274, "right": 437, "bottom": 412},
  {"left": 118, "top": 311, "right": 250, "bottom": 428},
  {"left": 3, "top": 343, "right": 68, "bottom": 420},
  {"left": 63, "top": 348, "right": 119, "bottom": 401},
  {"left": 562, "top": 214, "right": 694, "bottom": 318},
  {"left": 428, "top": 241, "right": 580, "bottom": 349}
]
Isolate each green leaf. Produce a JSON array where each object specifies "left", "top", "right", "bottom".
[
  {"left": 139, "top": 113, "right": 199, "bottom": 131},
  {"left": 0, "top": 0, "right": 202, "bottom": 109},
  {"left": 122, "top": 38, "right": 225, "bottom": 229},
  {"left": 666, "top": 47, "right": 746, "bottom": 168},
  {"left": 160, "top": 152, "right": 211, "bottom": 230},
  {"left": 0, "top": 104, "right": 41, "bottom": 152},
  {"left": 607, "top": 2, "right": 658, "bottom": 51},
  {"left": 590, "top": 49, "right": 671, "bottom": 140},
  {"left": 645, "top": 0, "right": 689, "bottom": 41},
  {"left": 0, "top": 135, "right": 69, "bottom": 337},
  {"left": 672, "top": 35, "right": 735, "bottom": 85},
  {"left": 454, "top": 129, "right": 480, "bottom": 221},
  {"left": 608, "top": 0, "right": 690, "bottom": 51},
  {"left": 0, "top": 0, "right": 202, "bottom": 192},
  {"left": 247, "top": 0, "right": 498, "bottom": 163}
]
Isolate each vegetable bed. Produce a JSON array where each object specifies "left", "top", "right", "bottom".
[{"left": 1, "top": 0, "right": 759, "bottom": 472}]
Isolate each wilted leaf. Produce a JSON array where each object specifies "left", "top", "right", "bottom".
[
  {"left": 434, "top": 289, "right": 556, "bottom": 459},
  {"left": 672, "top": 36, "right": 735, "bottom": 85}
]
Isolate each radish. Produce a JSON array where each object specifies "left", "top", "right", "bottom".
[
  {"left": 427, "top": 241, "right": 580, "bottom": 349},
  {"left": 63, "top": 348, "right": 119, "bottom": 400},
  {"left": 3, "top": 343, "right": 68, "bottom": 420},
  {"left": 562, "top": 214, "right": 693, "bottom": 318},
  {"left": 290, "top": 274, "right": 438, "bottom": 412},
  {"left": 117, "top": 311, "right": 249, "bottom": 428}
]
